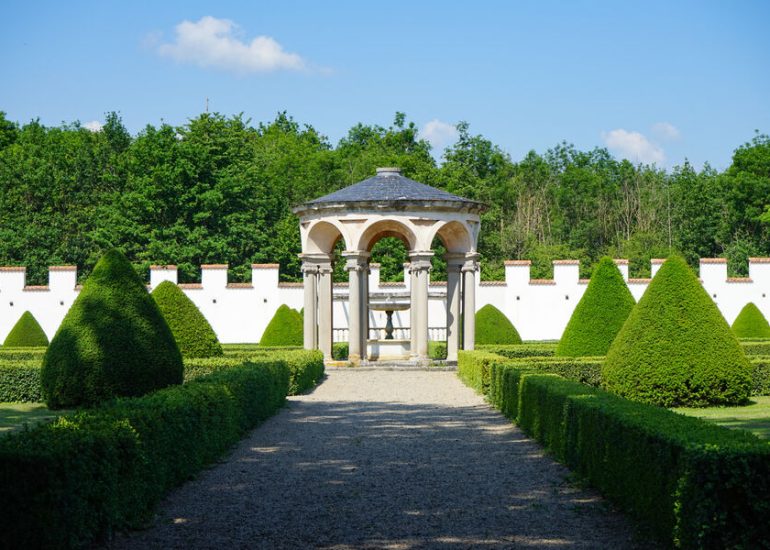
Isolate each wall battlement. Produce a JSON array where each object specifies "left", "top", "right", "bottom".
[{"left": 1, "top": 259, "right": 768, "bottom": 343}]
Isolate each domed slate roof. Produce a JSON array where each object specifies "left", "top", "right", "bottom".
[{"left": 299, "top": 168, "right": 483, "bottom": 209}]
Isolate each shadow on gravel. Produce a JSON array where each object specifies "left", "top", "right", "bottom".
[{"left": 115, "top": 395, "right": 649, "bottom": 549}]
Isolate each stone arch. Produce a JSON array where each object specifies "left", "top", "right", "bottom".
[
  {"left": 431, "top": 221, "right": 473, "bottom": 254},
  {"left": 304, "top": 220, "right": 347, "bottom": 254},
  {"left": 356, "top": 219, "right": 417, "bottom": 252}
]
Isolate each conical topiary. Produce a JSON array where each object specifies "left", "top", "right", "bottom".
[
  {"left": 602, "top": 255, "right": 752, "bottom": 407},
  {"left": 3, "top": 311, "right": 49, "bottom": 347},
  {"left": 41, "top": 249, "right": 183, "bottom": 409},
  {"left": 556, "top": 257, "right": 635, "bottom": 356},
  {"left": 152, "top": 281, "right": 223, "bottom": 358},
  {"left": 732, "top": 302, "right": 770, "bottom": 339},
  {"left": 259, "top": 304, "right": 303, "bottom": 346},
  {"left": 475, "top": 304, "right": 522, "bottom": 345}
]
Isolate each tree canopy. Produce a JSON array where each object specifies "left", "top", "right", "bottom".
[{"left": 0, "top": 110, "right": 767, "bottom": 284}]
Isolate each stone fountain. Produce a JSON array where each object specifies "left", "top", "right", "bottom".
[{"left": 367, "top": 293, "right": 410, "bottom": 360}]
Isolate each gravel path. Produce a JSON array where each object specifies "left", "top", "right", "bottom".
[{"left": 112, "top": 370, "right": 649, "bottom": 549}]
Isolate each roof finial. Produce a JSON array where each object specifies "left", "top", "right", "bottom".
[{"left": 376, "top": 167, "right": 401, "bottom": 176}]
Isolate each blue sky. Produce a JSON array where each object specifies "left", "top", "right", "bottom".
[{"left": 2, "top": 1, "right": 769, "bottom": 170}]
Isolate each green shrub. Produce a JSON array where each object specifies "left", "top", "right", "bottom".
[
  {"left": 0, "top": 361, "right": 43, "bottom": 401},
  {"left": 41, "top": 249, "right": 183, "bottom": 409},
  {"left": 732, "top": 302, "right": 770, "bottom": 338},
  {"left": 151, "top": 281, "right": 223, "bottom": 358},
  {"left": 428, "top": 340, "right": 447, "bottom": 360},
  {"left": 478, "top": 343, "right": 556, "bottom": 358},
  {"left": 457, "top": 351, "right": 770, "bottom": 549},
  {"left": 741, "top": 339, "right": 770, "bottom": 356},
  {"left": 504, "top": 356, "right": 604, "bottom": 387},
  {"left": 516, "top": 375, "right": 770, "bottom": 549},
  {"left": 474, "top": 304, "right": 522, "bottom": 345},
  {"left": 0, "top": 359, "right": 288, "bottom": 549},
  {"left": 457, "top": 350, "right": 508, "bottom": 394},
  {"left": 0, "top": 347, "right": 47, "bottom": 361},
  {"left": 332, "top": 342, "right": 349, "bottom": 360},
  {"left": 259, "top": 304, "right": 303, "bottom": 346},
  {"left": 3, "top": 311, "right": 49, "bottom": 347},
  {"left": 603, "top": 255, "right": 753, "bottom": 407},
  {"left": 556, "top": 257, "right": 635, "bottom": 356},
  {"left": 752, "top": 357, "right": 770, "bottom": 395},
  {"left": 185, "top": 349, "right": 324, "bottom": 395}
]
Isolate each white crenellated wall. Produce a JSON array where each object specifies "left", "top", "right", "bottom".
[{"left": 1, "top": 259, "right": 769, "bottom": 344}]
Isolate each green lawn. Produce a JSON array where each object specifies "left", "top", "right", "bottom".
[
  {"left": 674, "top": 396, "right": 770, "bottom": 440},
  {"left": 0, "top": 402, "right": 66, "bottom": 435}
]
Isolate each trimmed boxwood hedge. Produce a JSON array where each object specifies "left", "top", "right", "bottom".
[
  {"left": 151, "top": 281, "right": 223, "bottom": 358},
  {"left": 603, "top": 255, "right": 753, "bottom": 407},
  {"left": 259, "top": 304, "right": 303, "bottom": 347},
  {"left": 556, "top": 257, "right": 635, "bottom": 356},
  {"left": 185, "top": 349, "right": 324, "bottom": 395},
  {"left": 478, "top": 342, "right": 556, "bottom": 358},
  {"left": 474, "top": 304, "right": 522, "bottom": 345},
  {"left": 741, "top": 339, "right": 770, "bottom": 356},
  {"left": 732, "top": 302, "right": 770, "bottom": 339},
  {"left": 0, "top": 361, "right": 44, "bottom": 402},
  {"left": 752, "top": 357, "right": 770, "bottom": 395},
  {"left": 0, "top": 359, "right": 289, "bottom": 549},
  {"left": 3, "top": 311, "right": 49, "bottom": 347},
  {"left": 458, "top": 351, "right": 770, "bottom": 549},
  {"left": 41, "top": 249, "right": 184, "bottom": 409}
]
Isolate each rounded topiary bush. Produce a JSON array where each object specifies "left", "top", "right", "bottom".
[
  {"left": 152, "top": 281, "right": 223, "bottom": 358},
  {"left": 556, "top": 257, "right": 635, "bottom": 357},
  {"left": 41, "top": 249, "right": 183, "bottom": 409},
  {"left": 475, "top": 304, "right": 522, "bottom": 345},
  {"left": 3, "top": 311, "right": 49, "bottom": 347},
  {"left": 602, "top": 255, "right": 752, "bottom": 407},
  {"left": 732, "top": 302, "right": 770, "bottom": 339},
  {"left": 260, "top": 304, "right": 303, "bottom": 346}
]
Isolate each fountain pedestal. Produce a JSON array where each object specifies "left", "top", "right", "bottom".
[{"left": 368, "top": 298, "right": 411, "bottom": 361}]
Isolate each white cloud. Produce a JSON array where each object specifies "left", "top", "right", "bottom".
[
  {"left": 602, "top": 129, "right": 665, "bottom": 165},
  {"left": 83, "top": 120, "right": 103, "bottom": 132},
  {"left": 420, "top": 119, "right": 459, "bottom": 151},
  {"left": 652, "top": 121, "right": 681, "bottom": 141},
  {"left": 157, "top": 16, "right": 306, "bottom": 74}
]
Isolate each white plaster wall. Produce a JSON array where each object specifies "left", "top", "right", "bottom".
[{"left": 1, "top": 259, "right": 769, "bottom": 344}]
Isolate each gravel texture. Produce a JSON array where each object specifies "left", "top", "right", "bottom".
[{"left": 112, "top": 370, "right": 650, "bottom": 549}]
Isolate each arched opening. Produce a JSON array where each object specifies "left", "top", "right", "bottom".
[
  {"left": 305, "top": 220, "right": 345, "bottom": 254},
  {"left": 356, "top": 219, "right": 417, "bottom": 252}
]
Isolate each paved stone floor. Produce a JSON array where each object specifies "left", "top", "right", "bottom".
[{"left": 112, "top": 371, "right": 650, "bottom": 549}]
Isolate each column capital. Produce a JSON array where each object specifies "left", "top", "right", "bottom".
[
  {"left": 408, "top": 250, "right": 433, "bottom": 273},
  {"left": 342, "top": 250, "right": 370, "bottom": 272},
  {"left": 444, "top": 252, "right": 467, "bottom": 268},
  {"left": 461, "top": 253, "right": 480, "bottom": 272},
  {"left": 301, "top": 262, "right": 320, "bottom": 275}
]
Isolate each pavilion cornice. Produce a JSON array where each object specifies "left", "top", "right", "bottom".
[{"left": 293, "top": 199, "right": 486, "bottom": 218}]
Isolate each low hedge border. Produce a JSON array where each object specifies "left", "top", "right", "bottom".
[
  {"left": 0, "top": 360, "right": 43, "bottom": 402},
  {"left": 185, "top": 349, "right": 324, "bottom": 395},
  {"left": 477, "top": 343, "right": 557, "bottom": 358},
  {"left": 0, "top": 359, "right": 289, "bottom": 549},
  {"left": 752, "top": 356, "right": 770, "bottom": 395},
  {"left": 741, "top": 339, "right": 770, "bottom": 356},
  {"left": 460, "top": 351, "right": 770, "bottom": 549},
  {"left": 0, "top": 347, "right": 47, "bottom": 361}
]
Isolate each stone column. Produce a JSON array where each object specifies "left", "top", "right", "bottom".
[
  {"left": 301, "top": 262, "right": 318, "bottom": 350},
  {"left": 445, "top": 253, "right": 465, "bottom": 362},
  {"left": 360, "top": 263, "right": 369, "bottom": 360},
  {"left": 410, "top": 251, "right": 433, "bottom": 362},
  {"left": 409, "top": 263, "right": 417, "bottom": 356},
  {"left": 462, "top": 254, "right": 480, "bottom": 350},
  {"left": 343, "top": 251, "right": 369, "bottom": 364},
  {"left": 317, "top": 258, "right": 334, "bottom": 360}
]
